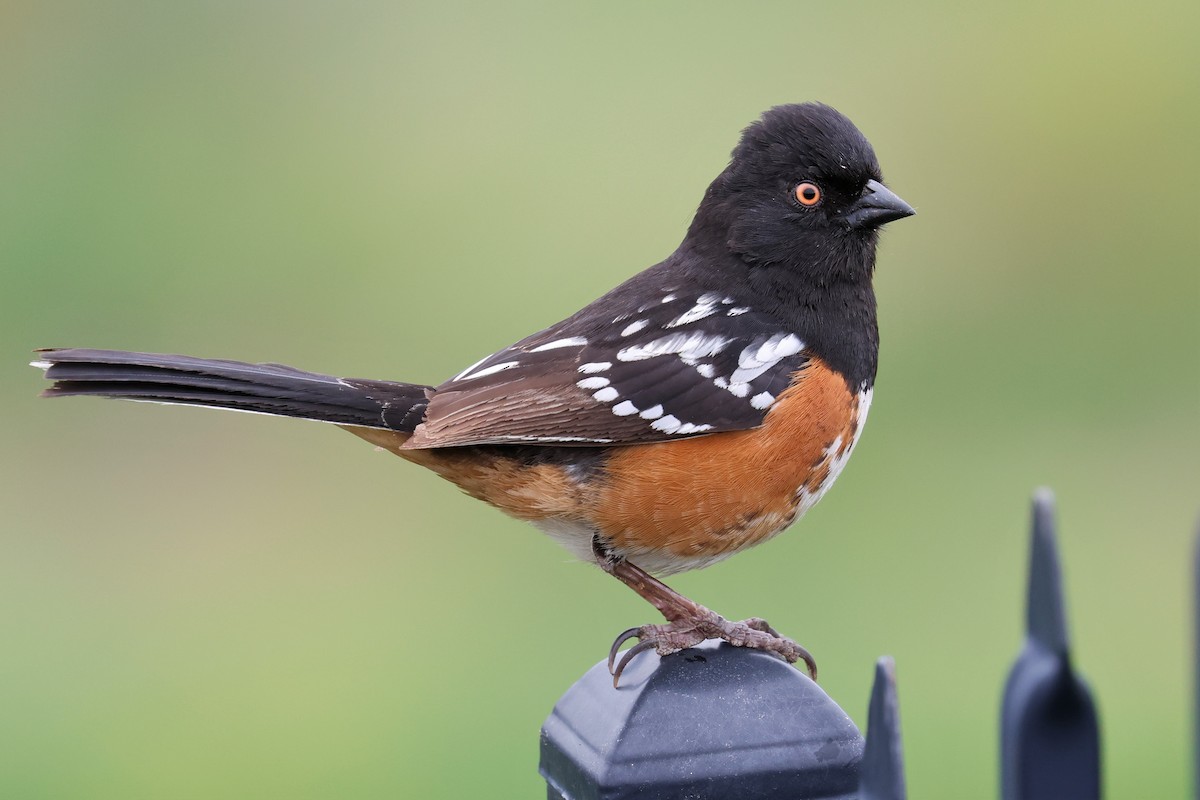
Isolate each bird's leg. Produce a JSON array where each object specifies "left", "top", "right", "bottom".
[{"left": 592, "top": 536, "right": 817, "bottom": 686}]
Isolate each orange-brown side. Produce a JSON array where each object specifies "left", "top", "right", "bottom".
[
  {"left": 342, "top": 425, "right": 589, "bottom": 522},
  {"left": 343, "top": 357, "right": 862, "bottom": 567},
  {"left": 588, "top": 358, "right": 861, "bottom": 562}
]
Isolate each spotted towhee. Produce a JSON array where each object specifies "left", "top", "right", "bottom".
[{"left": 35, "top": 103, "right": 913, "bottom": 685}]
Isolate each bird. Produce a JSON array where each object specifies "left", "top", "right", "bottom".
[{"left": 34, "top": 102, "right": 913, "bottom": 686}]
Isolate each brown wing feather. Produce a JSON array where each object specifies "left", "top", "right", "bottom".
[{"left": 405, "top": 374, "right": 608, "bottom": 448}]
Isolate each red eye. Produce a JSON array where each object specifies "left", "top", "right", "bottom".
[{"left": 794, "top": 182, "right": 822, "bottom": 207}]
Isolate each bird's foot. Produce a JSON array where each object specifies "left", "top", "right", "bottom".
[
  {"left": 592, "top": 536, "right": 816, "bottom": 687},
  {"left": 607, "top": 609, "right": 817, "bottom": 687}
]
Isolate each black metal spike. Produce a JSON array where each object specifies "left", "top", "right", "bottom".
[
  {"left": 1027, "top": 488, "right": 1069, "bottom": 656},
  {"left": 1000, "top": 489, "right": 1101, "bottom": 800},
  {"left": 1193, "top": 519, "right": 1200, "bottom": 800},
  {"left": 859, "top": 656, "right": 906, "bottom": 800}
]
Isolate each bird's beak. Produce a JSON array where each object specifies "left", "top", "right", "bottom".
[{"left": 841, "top": 179, "right": 915, "bottom": 229}]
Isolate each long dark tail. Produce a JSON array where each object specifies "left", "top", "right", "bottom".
[{"left": 34, "top": 348, "right": 431, "bottom": 432}]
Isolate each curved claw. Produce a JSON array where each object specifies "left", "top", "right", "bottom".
[
  {"left": 797, "top": 646, "right": 818, "bottom": 681},
  {"left": 607, "top": 627, "right": 643, "bottom": 674},
  {"left": 612, "top": 640, "right": 655, "bottom": 688},
  {"left": 744, "top": 618, "right": 781, "bottom": 638}
]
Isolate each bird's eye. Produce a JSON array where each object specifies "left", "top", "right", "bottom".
[{"left": 794, "top": 182, "right": 822, "bottom": 207}]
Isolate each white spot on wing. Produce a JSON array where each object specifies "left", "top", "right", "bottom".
[
  {"left": 592, "top": 387, "right": 619, "bottom": 403},
  {"left": 695, "top": 364, "right": 715, "bottom": 378},
  {"left": 531, "top": 337, "right": 588, "bottom": 352},
  {"left": 578, "top": 362, "right": 611, "bottom": 374},
  {"left": 30, "top": 360, "right": 52, "bottom": 370},
  {"left": 611, "top": 400, "right": 639, "bottom": 416},
  {"left": 621, "top": 319, "right": 650, "bottom": 337},
  {"left": 453, "top": 353, "right": 493, "bottom": 380},
  {"left": 650, "top": 414, "right": 681, "bottom": 433},
  {"left": 576, "top": 377, "right": 610, "bottom": 390},
  {"left": 458, "top": 360, "right": 520, "bottom": 380},
  {"left": 729, "top": 332, "right": 805, "bottom": 384},
  {"left": 617, "top": 332, "right": 731, "bottom": 363},
  {"left": 756, "top": 333, "right": 803, "bottom": 363},
  {"left": 639, "top": 404, "right": 664, "bottom": 419},
  {"left": 496, "top": 434, "right": 614, "bottom": 443},
  {"left": 750, "top": 391, "right": 774, "bottom": 410},
  {"left": 727, "top": 306, "right": 751, "bottom": 316},
  {"left": 727, "top": 381, "right": 750, "bottom": 398},
  {"left": 666, "top": 293, "right": 722, "bottom": 327}
]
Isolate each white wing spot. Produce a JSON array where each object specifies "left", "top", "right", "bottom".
[
  {"left": 727, "top": 382, "right": 750, "bottom": 398},
  {"left": 661, "top": 293, "right": 677, "bottom": 304},
  {"left": 695, "top": 363, "right": 715, "bottom": 378},
  {"left": 453, "top": 353, "right": 493, "bottom": 380},
  {"left": 611, "top": 400, "right": 639, "bottom": 416},
  {"left": 756, "top": 333, "right": 804, "bottom": 362},
  {"left": 531, "top": 337, "right": 588, "bottom": 352},
  {"left": 617, "top": 332, "right": 731, "bottom": 363},
  {"left": 730, "top": 333, "right": 805, "bottom": 385},
  {"left": 494, "top": 434, "right": 614, "bottom": 443},
  {"left": 650, "top": 414, "right": 682, "bottom": 433},
  {"left": 750, "top": 391, "right": 775, "bottom": 410},
  {"left": 639, "top": 404, "right": 664, "bottom": 420},
  {"left": 592, "top": 387, "right": 619, "bottom": 403},
  {"left": 578, "top": 361, "right": 612, "bottom": 374},
  {"left": 576, "top": 377, "right": 610, "bottom": 390},
  {"left": 727, "top": 306, "right": 751, "bottom": 316},
  {"left": 667, "top": 294, "right": 721, "bottom": 327},
  {"left": 621, "top": 319, "right": 650, "bottom": 337},
  {"left": 457, "top": 360, "right": 520, "bottom": 380},
  {"left": 675, "top": 422, "right": 714, "bottom": 435}
]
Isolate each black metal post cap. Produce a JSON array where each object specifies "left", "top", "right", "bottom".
[{"left": 540, "top": 640, "right": 863, "bottom": 800}]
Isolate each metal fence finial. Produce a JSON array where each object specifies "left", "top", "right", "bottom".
[
  {"left": 860, "top": 656, "right": 906, "bottom": 800},
  {"left": 1000, "top": 489, "right": 1101, "bottom": 800},
  {"left": 1027, "top": 487, "right": 1069, "bottom": 656}
]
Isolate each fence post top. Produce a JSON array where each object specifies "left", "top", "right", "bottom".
[{"left": 540, "top": 640, "right": 863, "bottom": 799}]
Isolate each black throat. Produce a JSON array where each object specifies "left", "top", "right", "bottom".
[
  {"left": 673, "top": 223, "right": 881, "bottom": 393},
  {"left": 747, "top": 263, "right": 879, "bottom": 392}
]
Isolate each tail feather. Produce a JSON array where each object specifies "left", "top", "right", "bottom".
[{"left": 34, "top": 348, "right": 431, "bottom": 432}]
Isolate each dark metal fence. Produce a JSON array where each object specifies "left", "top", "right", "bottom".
[
  {"left": 1000, "top": 491, "right": 1099, "bottom": 799},
  {"left": 539, "top": 490, "right": 1115, "bottom": 799}
]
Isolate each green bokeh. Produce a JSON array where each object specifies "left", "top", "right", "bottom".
[{"left": 3, "top": 3, "right": 1197, "bottom": 797}]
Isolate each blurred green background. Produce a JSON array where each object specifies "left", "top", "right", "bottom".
[{"left": 2, "top": 2, "right": 1197, "bottom": 797}]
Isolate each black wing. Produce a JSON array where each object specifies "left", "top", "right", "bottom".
[{"left": 406, "top": 289, "right": 810, "bottom": 448}]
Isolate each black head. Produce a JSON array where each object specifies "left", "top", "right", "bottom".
[{"left": 688, "top": 103, "right": 913, "bottom": 282}]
